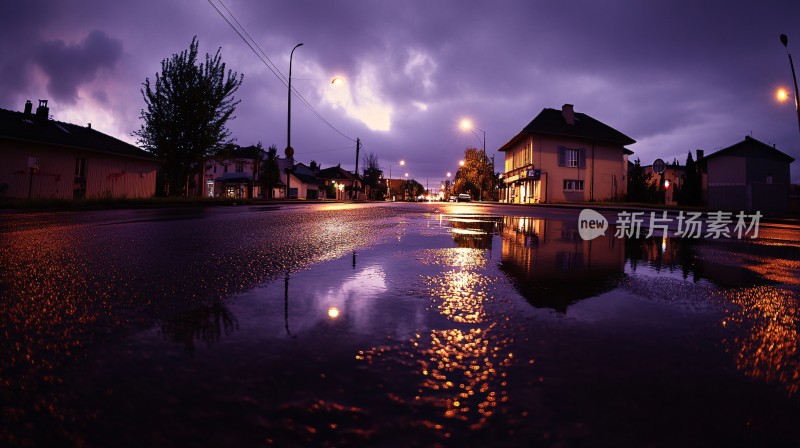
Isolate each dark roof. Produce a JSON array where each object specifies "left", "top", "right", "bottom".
[
  {"left": 211, "top": 145, "right": 264, "bottom": 160},
  {"left": 705, "top": 135, "right": 795, "bottom": 163},
  {"left": 0, "top": 107, "right": 158, "bottom": 162},
  {"left": 317, "top": 165, "right": 355, "bottom": 181},
  {"left": 499, "top": 107, "right": 636, "bottom": 151},
  {"left": 293, "top": 171, "right": 325, "bottom": 186}
]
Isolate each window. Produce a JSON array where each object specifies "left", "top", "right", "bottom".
[
  {"left": 566, "top": 149, "right": 579, "bottom": 167},
  {"left": 563, "top": 179, "right": 584, "bottom": 191},
  {"left": 224, "top": 164, "right": 228, "bottom": 173},
  {"left": 558, "top": 146, "right": 586, "bottom": 167},
  {"left": 766, "top": 175, "right": 773, "bottom": 184},
  {"left": 236, "top": 162, "right": 244, "bottom": 173}
]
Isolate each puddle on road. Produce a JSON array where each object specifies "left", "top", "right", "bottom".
[{"left": 3, "top": 209, "right": 800, "bottom": 446}]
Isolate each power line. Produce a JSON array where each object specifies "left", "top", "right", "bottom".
[
  {"left": 208, "top": 0, "right": 356, "bottom": 143},
  {"left": 217, "top": 0, "right": 288, "bottom": 85},
  {"left": 303, "top": 145, "right": 357, "bottom": 155}
]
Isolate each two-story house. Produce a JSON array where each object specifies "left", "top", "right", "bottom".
[
  {"left": 704, "top": 136, "right": 794, "bottom": 214},
  {"left": 317, "top": 164, "right": 357, "bottom": 200},
  {"left": 498, "top": 104, "right": 635, "bottom": 204},
  {"left": 203, "top": 145, "right": 265, "bottom": 199}
]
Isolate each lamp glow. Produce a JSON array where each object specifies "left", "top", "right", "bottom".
[{"left": 777, "top": 87, "right": 790, "bottom": 102}]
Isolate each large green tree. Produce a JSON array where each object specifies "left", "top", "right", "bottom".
[
  {"left": 626, "top": 158, "right": 653, "bottom": 203},
  {"left": 401, "top": 178, "right": 425, "bottom": 200},
  {"left": 134, "top": 36, "right": 244, "bottom": 196},
  {"left": 361, "top": 152, "right": 383, "bottom": 200},
  {"left": 259, "top": 144, "right": 280, "bottom": 199},
  {"left": 453, "top": 147, "right": 493, "bottom": 200},
  {"left": 680, "top": 151, "right": 702, "bottom": 206}
]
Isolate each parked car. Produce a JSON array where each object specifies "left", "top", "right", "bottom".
[
  {"left": 449, "top": 195, "right": 457, "bottom": 202},
  {"left": 457, "top": 194, "right": 471, "bottom": 202}
]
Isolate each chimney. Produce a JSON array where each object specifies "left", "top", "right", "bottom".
[
  {"left": 35, "top": 100, "right": 49, "bottom": 121},
  {"left": 562, "top": 104, "right": 575, "bottom": 125},
  {"left": 696, "top": 149, "right": 704, "bottom": 160},
  {"left": 87, "top": 123, "right": 92, "bottom": 129},
  {"left": 24, "top": 100, "right": 32, "bottom": 115}
]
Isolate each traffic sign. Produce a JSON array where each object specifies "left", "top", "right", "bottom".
[{"left": 653, "top": 158, "right": 666, "bottom": 174}]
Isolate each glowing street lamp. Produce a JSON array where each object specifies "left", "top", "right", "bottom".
[
  {"left": 776, "top": 87, "right": 790, "bottom": 103},
  {"left": 460, "top": 118, "right": 490, "bottom": 201},
  {"left": 387, "top": 159, "right": 405, "bottom": 199}
]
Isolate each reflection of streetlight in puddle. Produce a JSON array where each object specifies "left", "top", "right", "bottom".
[
  {"left": 721, "top": 286, "right": 800, "bottom": 395},
  {"left": 355, "top": 245, "right": 522, "bottom": 433},
  {"left": 312, "top": 266, "right": 386, "bottom": 329}
]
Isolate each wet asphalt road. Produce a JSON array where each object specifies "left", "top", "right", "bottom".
[{"left": 2, "top": 202, "right": 800, "bottom": 447}]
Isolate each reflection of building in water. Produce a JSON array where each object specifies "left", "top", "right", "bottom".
[
  {"left": 626, "top": 236, "right": 786, "bottom": 288},
  {"left": 722, "top": 286, "right": 800, "bottom": 395},
  {"left": 499, "top": 217, "right": 624, "bottom": 311},
  {"left": 448, "top": 217, "right": 498, "bottom": 250}
]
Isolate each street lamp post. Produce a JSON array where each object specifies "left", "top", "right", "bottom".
[
  {"left": 780, "top": 34, "right": 800, "bottom": 134},
  {"left": 285, "top": 43, "right": 303, "bottom": 198},
  {"left": 460, "top": 119, "right": 488, "bottom": 201},
  {"left": 387, "top": 160, "right": 405, "bottom": 200}
]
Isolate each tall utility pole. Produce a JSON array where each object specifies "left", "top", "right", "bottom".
[
  {"left": 353, "top": 137, "right": 361, "bottom": 200},
  {"left": 285, "top": 43, "right": 303, "bottom": 198},
  {"left": 780, "top": 34, "right": 800, "bottom": 133}
]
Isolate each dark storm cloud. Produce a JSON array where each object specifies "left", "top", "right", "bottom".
[
  {"left": 0, "top": 0, "right": 58, "bottom": 105},
  {"left": 1, "top": 0, "right": 798, "bottom": 180},
  {"left": 33, "top": 30, "right": 123, "bottom": 104}
]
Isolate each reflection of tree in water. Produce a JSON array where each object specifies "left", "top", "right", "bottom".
[
  {"left": 721, "top": 286, "right": 800, "bottom": 395},
  {"left": 624, "top": 236, "right": 704, "bottom": 281},
  {"left": 160, "top": 301, "right": 238, "bottom": 355}
]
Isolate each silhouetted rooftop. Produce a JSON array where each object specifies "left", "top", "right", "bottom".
[
  {"left": 210, "top": 145, "right": 264, "bottom": 160},
  {"left": 705, "top": 135, "right": 795, "bottom": 162},
  {"left": 317, "top": 165, "right": 356, "bottom": 181},
  {"left": 0, "top": 106, "right": 158, "bottom": 162},
  {"left": 499, "top": 107, "right": 636, "bottom": 151}
]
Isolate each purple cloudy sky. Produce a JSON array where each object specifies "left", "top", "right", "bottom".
[{"left": 2, "top": 0, "right": 799, "bottom": 182}]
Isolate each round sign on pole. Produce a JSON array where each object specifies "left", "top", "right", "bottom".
[
  {"left": 653, "top": 158, "right": 666, "bottom": 174},
  {"left": 284, "top": 146, "right": 294, "bottom": 159}
]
